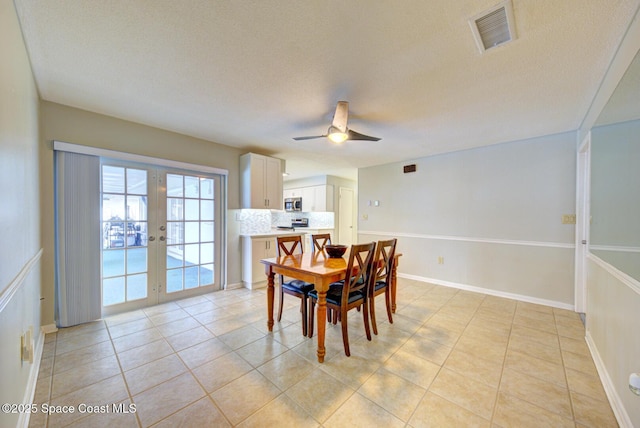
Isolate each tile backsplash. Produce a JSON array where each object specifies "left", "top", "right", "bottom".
[{"left": 235, "top": 209, "right": 335, "bottom": 235}]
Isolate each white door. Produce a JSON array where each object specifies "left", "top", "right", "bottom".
[
  {"left": 339, "top": 187, "right": 354, "bottom": 246},
  {"left": 101, "top": 162, "right": 223, "bottom": 314}
]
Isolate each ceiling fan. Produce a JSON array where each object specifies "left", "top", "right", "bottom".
[{"left": 293, "top": 101, "right": 381, "bottom": 143}]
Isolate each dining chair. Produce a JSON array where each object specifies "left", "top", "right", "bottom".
[
  {"left": 308, "top": 241, "right": 376, "bottom": 356},
  {"left": 369, "top": 238, "right": 397, "bottom": 335},
  {"left": 276, "top": 235, "right": 315, "bottom": 336},
  {"left": 311, "top": 233, "right": 331, "bottom": 252}
]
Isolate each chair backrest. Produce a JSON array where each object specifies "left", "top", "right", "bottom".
[
  {"left": 276, "top": 235, "right": 304, "bottom": 256},
  {"left": 371, "top": 238, "right": 397, "bottom": 287},
  {"left": 341, "top": 242, "right": 376, "bottom": 305},
  {"left": 311, "top": 233, "right": 331, "bottom": 252}
]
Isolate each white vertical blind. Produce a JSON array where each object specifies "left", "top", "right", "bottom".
[{"left": 55, "top": 150, "right": 101, "bottom": 327}]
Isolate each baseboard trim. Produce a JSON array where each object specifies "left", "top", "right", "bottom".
[
  {"left": 18, "top": 328, "right": 45, "bottom": 428},
  {"left": 398, "top": 273, "right": 574, "bottom": 311},
  {"left": 585, "top": 331, "right": 633, "bottom": 428},
  {"left": 41, "top": 324, "right": 58, "bottom": 334},
  {"left": 226, "top": 282, "right": 245, "bottom": 290}
]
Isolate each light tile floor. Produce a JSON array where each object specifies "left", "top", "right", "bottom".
[{"left": 29, "top": 279, "right": 618, "bottom": 427}]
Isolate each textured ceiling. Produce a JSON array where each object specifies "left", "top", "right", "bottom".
[{"left": 14, "top": 0, "right": 640, "bottom": 180}]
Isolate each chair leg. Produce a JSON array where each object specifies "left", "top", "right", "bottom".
[
  {"left": 340, "top": 307, "right": 350, "bottom": 356},
  {"left": 362, "top": 298, "right": 372, "bottom": 341},
  {"left": 277, "top": 286, "right": 284, "bottom": 322},
  {"left": 385, "top": 289, "right": 393, "bottom": 323},
  {"left": 370, "top": 294, "right": 378, "bottom": 335},
  {"left": 300, "top": 296, "right": 308, "bottom": 337}
]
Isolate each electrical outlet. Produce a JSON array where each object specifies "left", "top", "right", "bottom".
[
  {"left": 438, "top": 256, "right": 444, "bottom": 265},
  {"left": 562, "top": 214, "right": 576, "bottom": 224},
  {"left": 362, "top": 214, "right": 368, "bottom": 220}
]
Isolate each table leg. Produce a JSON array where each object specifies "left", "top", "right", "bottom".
[
  {"left": 266, "top": 271, "right": 275, "bottom": 331},
  {"left": 391, "top": 259, "right": 398, "bottom": 313},
  {"left": 316, "top": 289, "right": 327, "bottom": 363}
]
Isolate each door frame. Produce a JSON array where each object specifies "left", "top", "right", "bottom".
[{"left": 574, "top": 132, "right": 591, "bottom": 313}]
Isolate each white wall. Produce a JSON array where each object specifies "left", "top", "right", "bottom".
[
  {"left": 358, "top": 132, "right": 577, "bottom": 307},
  {"left": 39, "top": 101, "right": 245, "bottom": 324},
  {"left": 0, "top": 0, "right": 43, "bottom": 426}
]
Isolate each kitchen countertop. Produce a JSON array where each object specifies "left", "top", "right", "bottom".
[{"left": 240, "top": 227, "right": 334, "bottom": 238}]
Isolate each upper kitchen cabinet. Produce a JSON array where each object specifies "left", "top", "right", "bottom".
[
  {"left": 284, "top": 184, "right": 334, "bottom": 212},
  {"left": 302, "top": 185, "right": 334, "bottom": 212},
  {"left": 240, "top": 153, "right": 283, "bottom": 210}
]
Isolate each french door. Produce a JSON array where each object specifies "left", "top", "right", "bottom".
[{"left": 101, "top": 161, "right": 223, "bottom": 314}]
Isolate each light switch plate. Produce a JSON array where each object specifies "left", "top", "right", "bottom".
[{"left": 562, "top": 214, "right": 576, "bottom": 224}]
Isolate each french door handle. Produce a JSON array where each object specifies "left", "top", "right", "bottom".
[
  {"left": 149, "top": 236, "right": 156, "bottom": 241},
  {"left": 159, "top": 225, "right": 166, "bottom": 231},
  {"left": 159, "top": 236, "right": 166, "bottom": 242}
]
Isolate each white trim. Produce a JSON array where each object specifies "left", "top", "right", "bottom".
[
  {"left": 585, "top": 331, "right": 633, "bottom": 428},
  {"left": 590, "top": 245, "right": 640, "bottom": 253},
  {"left": 18, "top": 328, "right": 45, "bottom": 428},
  {"left": 41, "top": 324, "right": 59, "bottom": 334},
  {"left": 575, "top": 132, "right": 590, "bottom": 313},
  {"left": 588, "top": 253, "right": 640, "bottom": 295},
  {"left": 53, "top": 140, "right": 229, "bottom": 176},
  {"left": 358, "top": 230, "right": 574, "bottom": 249},
  {"left": 0, "top": 249, "right": 43, "bottom": 314},
  {"left": 398, "top": 272, "right": 574, "bottom": 310}
]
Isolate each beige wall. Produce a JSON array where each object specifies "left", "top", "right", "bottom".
[
  {"left": 0, "top": 0, "right": 43, "bottom": 426},
  {"left": 39, "top": 101, "right": 246, "bottom": 324},
  {"left": 358, "top": 132, "right": 577, "bottom": 307}
]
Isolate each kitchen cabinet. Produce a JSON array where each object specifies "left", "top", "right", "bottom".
[
  {"left": 300, "top": 228, "right": 335, "bottom": 252},
  {"left": 240, "top": 153, "right": 283, "bottom": 209},
  {"left": 241, "top": 235, "right": 278, "bottom": 289},
  {"left": 283, "top": 185, "right": 334, "bottom": 212}
]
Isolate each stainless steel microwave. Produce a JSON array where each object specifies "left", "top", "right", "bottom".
[{"left": 284, "top": 197, "right": 302, "bottom": 212}]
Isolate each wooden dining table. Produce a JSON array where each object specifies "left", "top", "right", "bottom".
[{"left": 261, "top": 249, "right": 401, "bottom": 363}]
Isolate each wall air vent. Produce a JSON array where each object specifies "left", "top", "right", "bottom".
[
  {"left": 469, "top": 0, "right": 516, "bottom": 53},
  {"left": 403, "top": 164, "right": 417, "bottom": 174}
]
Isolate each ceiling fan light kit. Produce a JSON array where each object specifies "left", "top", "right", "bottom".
[
  {"left": 294, "top": 101, "right": 381, "bottom": 143},
  {"left": 327, "top": 126, "right": 348, "bottom": 144}
]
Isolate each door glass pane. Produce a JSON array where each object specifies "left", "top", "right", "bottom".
[
  {"left": 184, "top": 222, "right": 199, "bottom": 243},
  {"left": 103, "top": 277, "right": 125, "bottom": 306},
  {"left": 185, "top": 176, "right": 199, "bottom": 198},
  {"left": 184, "top": 266, "right": 199, "bottom": 289},
  {"left": 200, "top": 264, "right": 214, "bottom": 285},
  {"left": 167, "top": 245, "right": 183, "bottom": 268},
  {"left": 185, "top": 199, "right": 199, "bottom": 221},
  {"left": 127, "top": 274, "right": 147, "bottom": 300},
  {"left": 101, "top": 165, "right": 149, "bottom": 308},
  {"left": 127, "top": 169, "right": 147, "bottom": 194},
  {"left": 201, "top": 200, "right": 214, "bottom": 221},
  {"left": 127, "top": 248, "right": 147, "bottom": 274},
  {"left": 200, "top": 178, "right": 214, "bottom": 199},
  {"left": 167, "top": 174, "right": 183, "bottom": 197},
  {"left": 102, "top": 166, "right": 124, "bottom": 193},
  {"left": 167, "top": 198, "right": 183, "bottom": 221},
  {"left": 161, "top": 172, "right": 218, "bottom": 292},
  {"left": 200, "top": 222, "right": 214, "bottom": 242},
  {"left": 201, "top": 243, "right": 214, "bottom": 264},
  {"left": 166, "top": 222, "right": 184, "bottom": 245},
  {"left": 166, "top": 269, "right": 182, "bottom": 293},
  {"left": 184, "top": 244, "right": 199, "bottom": 266},
  {"left": 103, "top": 250, "right": 125, "bottom": 277}
]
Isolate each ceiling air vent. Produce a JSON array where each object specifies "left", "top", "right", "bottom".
[{"left": 469, "top": 0, "right": 516, "bottom": 53}]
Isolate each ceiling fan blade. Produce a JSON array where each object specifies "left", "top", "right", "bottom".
[
  {"left": 347, "top": 129, "right": 381, "bottom": 141},
  {"left": 292, "top": 135, "right": 327, "bottom": 141},
  {"left": 331, "top": 101, "right": 349, "bottom": 133}
]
